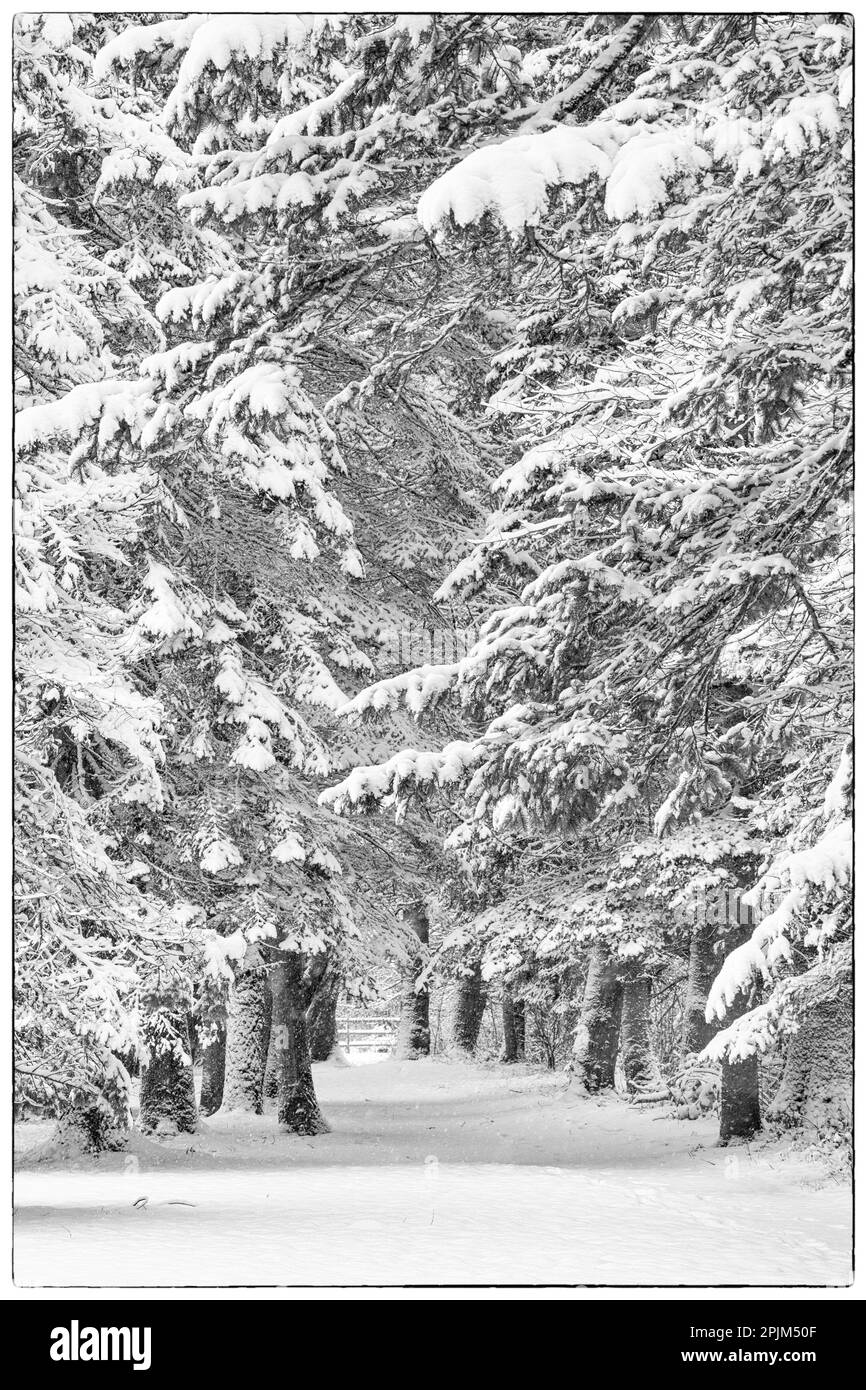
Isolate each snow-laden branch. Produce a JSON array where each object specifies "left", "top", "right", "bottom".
[
  {"left": 521, "top": 15, "right": 650, "bottom": 129},
  {"left": 704, "top": 816, "right": 852, "bottom": 1028}
]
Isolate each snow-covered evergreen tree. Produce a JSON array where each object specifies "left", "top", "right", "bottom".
[
  {"left": 323, "top": 13, "right": 852, "bottom": 1140},
  {"left": 14, "top": 13, "right": 190, "bottom": 1141},
  {"left": 14, "top": 13, "right": 851, "bottom": 1155},
  {"left": 83, "top": 12, "right": 501, "bottom": 1128}
]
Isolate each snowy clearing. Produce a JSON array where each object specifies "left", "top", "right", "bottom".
[{"left": 15, "top": 1058, "right": 851, "bottom": 1287}]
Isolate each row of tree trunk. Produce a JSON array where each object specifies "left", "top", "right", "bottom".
[
  {"left": 139, "top": 947, "right": 332, "bottom": 1136},
  {"left": 571, "top": 930, "right": 761, "bottom": 1141},
  {"left": 131, "top": 913, "right": 850, "bottom": 1148},
  {"left": 137, "top": 899, "right": 437, "bottom": 1137},
  {"left": 391, "top": 916, "right": 850, "bottom": 1144}
]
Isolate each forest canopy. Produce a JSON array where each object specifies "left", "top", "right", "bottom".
[{"left": 14, "top": 11, "right": 852, "bottom": 1156}]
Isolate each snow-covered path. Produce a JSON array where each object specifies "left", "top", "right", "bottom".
[{"left": 14, "top": 1058, "right": 851, "bottom": 1287}]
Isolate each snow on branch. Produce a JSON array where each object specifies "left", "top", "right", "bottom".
[
  {"left": 522, "top": 15, "right": 650, "bottom": 129},
  {"left": 418, "top": 113, "right": 712, "bottom": 236},
  {"left": 319, "top": 740, "right": 484, "bottom": 815},
  {"left": 704, "top": 817, "right": 852, "bottom": 1027},
  {"left": 418, "top": 125, "right": 614, "bottom": 238}
]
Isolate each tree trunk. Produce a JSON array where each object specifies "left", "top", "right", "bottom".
[
  {"left": 221, "top": 949, "right": 271, "bottom": 1114},
  {"left": 395, "top": 901, "right": 430, "bottom": 1059},
  {"left": 199, "top": 1019, "right": 226, "bottom": 1116},
  {"left": 718, "top": 929, "right": 761, "bottom": 1143},
  {"left": 307, "top": 969, "right": 341, "bottom": 1062},
  {"left": 572, "top": 943, "right": 623, "bottom": 1091},
  {"left": 768, "top": 972, "right": 852, "bottom": 1135},
  {"left": 501, "top": 990, "right": 525, "bottom": 1063},
  {"left": 139, "top": 1015, "right": 198, "bottom": 1134},
  {"left": 452, "top": 963, "right": 487, "bottom": 1053},
  {"left": 514, "top": 997, "right": 526, "bottom": 1057},
  {"left": 681, "top": 919, "right": 720, "bottom": 1056},
  {"left": 263, "top": 1019, "right": 279, "bottom": 1099},
  {"left": 619, "top": 976, "right": 667, "bottom": 1101},
  {"left": 269, "top": 954, "right": 329, "bottom": 1135}
]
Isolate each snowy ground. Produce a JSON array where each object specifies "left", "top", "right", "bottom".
[{"left": 14, "top": 1057, "right": 851, "bottom": 1287}]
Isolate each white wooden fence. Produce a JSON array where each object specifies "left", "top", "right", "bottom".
[{"left": 336, "top": 1009, "right": 400, "bottom": 1055}]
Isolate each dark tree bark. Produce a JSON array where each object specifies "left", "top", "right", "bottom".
[
  {"left": 221, "top": 948, "right": 271, "bottom": 1114},
  {"left": 513, "top": 997, "right": 526, "bottom": 1057},
  {"left": 307, "top": 968, "right": 341, "bottom": 1062},
  {"left": 619, "top": 975, "right": 667, "bottom": 1100},
  {"left": 269, "top": 954, "right": 329, "bottom": 1134},
  {"left": 682, "top": 919, "right": 720, "bottom": 1056},
  {"left": 768, "top": 971, "right": 852, "bottom": 1134},
  {"left": 718, "top": 928, "right": 761, "bottom": 1143},
  {"left": 572, "top": 943, "right": 623, "bottom": 1091},
  {"left": 720, "top": 1048, "right": 761, "bottom": 1142},
  {"left": 57, "top": 1102, "right": 127, "bottom": 1153},
  {"left": 452, "top": 962, "right": 487, "bottom": 1052},
  {"left": 263, "top": 1018, "right": 279, "bottom": 1099},
  {"left": 199, "top": 1018, "right": 226, "bottom": 1115},
  {"left": 500, "top": 990, "right": 525, "bottom": 1063},
  {"left": 139, "top": 1015, "right": 198, "bottom": 1134},
  {"left": 395, "top": 901, "right": 430, "bottom": 1059}
]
